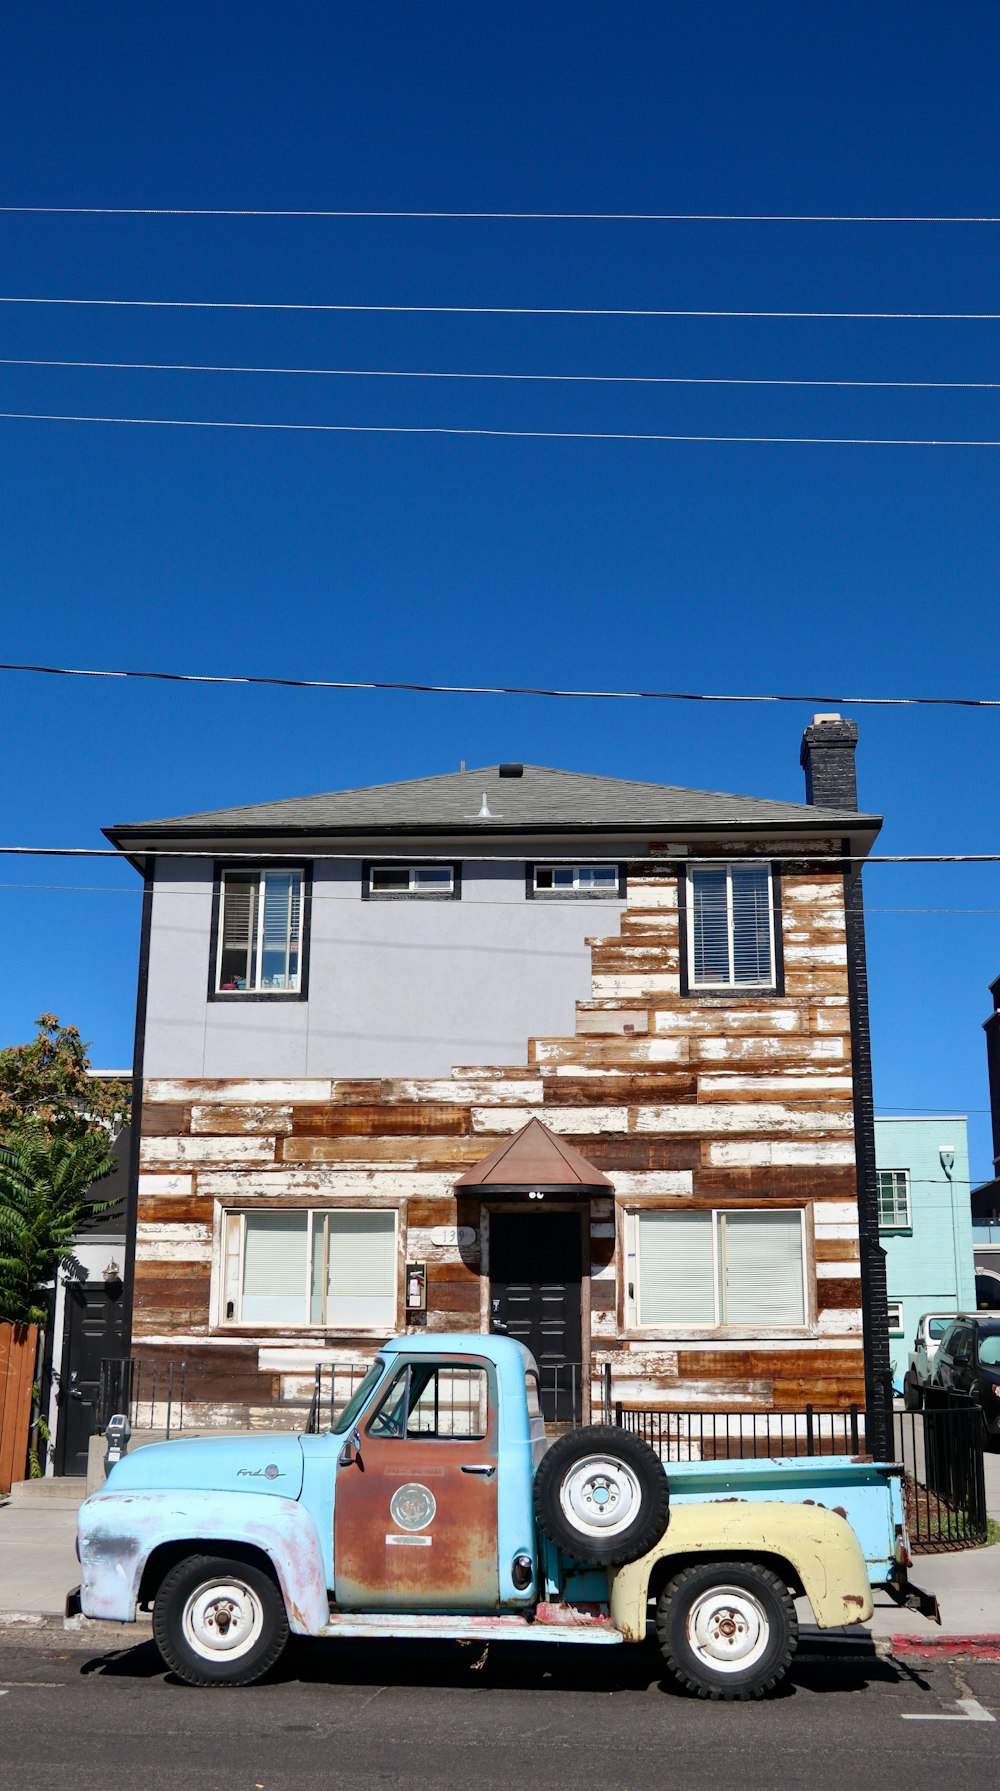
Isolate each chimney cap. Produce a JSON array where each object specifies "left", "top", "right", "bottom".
[{"left": 811, "top": 712, "right": 842, "bottom": 725}]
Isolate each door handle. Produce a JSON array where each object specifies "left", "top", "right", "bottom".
[{"left": 461, "top": 1464, "right": 496, "bottom": 1477}]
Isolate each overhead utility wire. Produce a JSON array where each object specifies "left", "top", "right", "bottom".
[
  {"left": 2, "top": 410, "right": 999, "bottom": 449},
  {"left": 2, "top": 659, "right": 999, "bottom": 707},
  {"left": 5, "top": 355, "right": 1000, "bottom": 392},
  {"left": 3, "top": 295, "right": 1000, "bottom": 321},
  {"left": 3, "top": 205, "right": 1000, "bottom": 223},
  {"left": 1, "top": 848, "right": 999, "bottom": 866}
]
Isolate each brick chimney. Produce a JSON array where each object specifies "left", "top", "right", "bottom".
[{"left": 800, "top": 713, "right": 860, "bottom": 808}]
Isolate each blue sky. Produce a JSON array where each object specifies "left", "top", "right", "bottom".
[{"left": 1, "top": 5, "right": 998, "bottom": 1179}]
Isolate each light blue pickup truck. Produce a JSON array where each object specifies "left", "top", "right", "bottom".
[{"left": 72, "top": 1333, "right": 935, "bottom": 1699}]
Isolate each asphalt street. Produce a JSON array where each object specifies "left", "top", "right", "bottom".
[{"left": 2, "top": 1632, "right": 1000, "bottom": 1791}]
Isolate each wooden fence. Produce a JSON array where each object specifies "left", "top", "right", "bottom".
[{"left": 0, "top": 1323, "right": 37, "bottom": 1494}]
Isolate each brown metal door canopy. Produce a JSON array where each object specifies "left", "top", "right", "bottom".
[
  {"left": 333, "top": 1357, "right": 500, "bottom": 1612},
  {"left": 454, "top": 1116, "right": 613, "bottom": 1197}
]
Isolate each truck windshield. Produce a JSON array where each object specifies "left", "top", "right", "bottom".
[{"left": 332, "top": 1359, "right": 387, "bottom": 1433}]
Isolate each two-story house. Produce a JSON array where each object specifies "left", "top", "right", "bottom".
[{"left": 106, "top": 715, "right": 892, "bottom": 1453}]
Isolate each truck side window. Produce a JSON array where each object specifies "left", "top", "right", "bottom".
[{"left": 366, "top": 1363, "right": 490, "bottom": 1441}]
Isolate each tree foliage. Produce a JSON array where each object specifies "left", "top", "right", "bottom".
[
  {"left": 0, "top": 1013, "right": 130, "bottom": 1142},
  {"left": 0, "top": 1130, "right": 117, "bottom": 1324}
]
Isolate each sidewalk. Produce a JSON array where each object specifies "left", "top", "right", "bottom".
[{"left": 3, "top": 1486, "right": 1000, "bottom": 1653}]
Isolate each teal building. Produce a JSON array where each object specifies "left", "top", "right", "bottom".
[{"left": 874, "top": 1116, "right": 976, "bottom": 1388}]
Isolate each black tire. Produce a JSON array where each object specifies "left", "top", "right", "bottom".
[
  {"left": 903, "top": 1372, "right": 922, "bottom": 1413},
  {"left": 533, "top": 1424, "right": 669, "bottom": 1566},
  {"left": 656, "top": 1561, "right": 797, "bottom": 1701},
  {"left": 153, "top": 1553, "right": 289, "bottom": 1688}
]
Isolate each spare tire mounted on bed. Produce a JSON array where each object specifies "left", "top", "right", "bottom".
[{"left": 533, "top": 1424, "right": 670, "bottom": 1566}]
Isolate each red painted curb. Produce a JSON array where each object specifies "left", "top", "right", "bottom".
[{"left": 890, "top": 1634, "right": 1000, "bottom": 1661}]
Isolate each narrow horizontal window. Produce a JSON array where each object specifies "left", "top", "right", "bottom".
[
  {"left": 223, "top": 1207, "right": 398, "bottom": 1329},
  {"left": 887, "top": 1301, "right": 904, "bottom": 1333},
  {"left": 687, "top": 863, "right": 775, "bottom": 990},
  {"left": 627, "top": 1206, "right": 806, "bottom": 1330},
  {"left": 532, "top": 864, "right": 620, "bottom": 895},
  {"left": 366, "top": 863, "right": 458, "bottom": 897},
  {"left": 216, "top": 868, "right": 303, "bottom": 993},
  {"left": 876, "top": 1170, "right": 910, "bottom": 1229}
]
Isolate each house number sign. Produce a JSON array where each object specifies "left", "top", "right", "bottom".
[{"left": 430, "top": 1225, "right": 476, "bottom": 1248}]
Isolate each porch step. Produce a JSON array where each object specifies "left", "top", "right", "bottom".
[{"left": 7, "top": 1475, "right": 86, "bottom": 1507}]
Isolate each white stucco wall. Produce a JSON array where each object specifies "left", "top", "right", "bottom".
[{"left": 141, "top": 856, "right": 625, "bottom": 1079}]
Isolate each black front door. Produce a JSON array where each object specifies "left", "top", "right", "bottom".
[
  {"left": 56, "top": 1280, "right": 126, "bottom": 1476},
  {"left": 489, "top": 1212, "right": 582, "bottom": 1422}
]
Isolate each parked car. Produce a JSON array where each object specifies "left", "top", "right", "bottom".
[
  {"left": 71, "top": 1333, "right": 937, "bottom": 1699},
  {"left": 976, "top": 1271, "right": 1000, "bottom": 1310},
  {"left": 902, "top": 1313, "right": 956, "bottom": 1411},
  {"left": 929, "top": 1315, "right": 1000, "bottom": 1441}
]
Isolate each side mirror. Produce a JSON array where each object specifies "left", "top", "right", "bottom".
[{"left": 338, "top": 1429, "right": 362, "bottom": 1469}]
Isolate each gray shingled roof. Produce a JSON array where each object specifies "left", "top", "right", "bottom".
[{"left": 108, "top": 764, "right": 878, "bottom": 838}]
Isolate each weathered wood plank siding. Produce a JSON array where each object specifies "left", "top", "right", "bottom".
[{"left": 132, "top": 859, "right": 865, "bottom": 1421}]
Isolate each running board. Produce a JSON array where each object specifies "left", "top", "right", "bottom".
[{"left": 320, "top": 1612, "right": 624, "bottom": 1645}]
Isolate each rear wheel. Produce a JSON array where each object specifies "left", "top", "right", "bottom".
[
  {"left": 153, "top": 1553, "right": 289, "bottom": 1687},
  {"left": 533, "top": 1424, "right": 669, "bottom": 1566},
  {"left": 656, "top": 1562, "right": 797, "bottom": 1700},
  {"left": 903, "top": 1372, "right": 922, "bottom": 1412}
]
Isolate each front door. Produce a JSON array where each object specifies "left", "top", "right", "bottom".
[
  {"left": 56, "top": 1278, "right": 126, "bottom": 1476},
  {"left": 333, "top": 1356, "right": 499, "bottom": 1611},
  {"left": 489, "top": 1212, "right": 582, "bottom": 1423}
]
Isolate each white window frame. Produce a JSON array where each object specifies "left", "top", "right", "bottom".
[
  {"left": 366, "top": 863, "right": 457, "bottom": 897},
  {"left": 685, "top": 862, "right": 776, "bottom": 991},
  {"left": 623, "top": 1204, "right": 810, "bottom": 1335},
  {"left": 215, "top": 867, "right": 304, "bottom": 994},
  {"left": 876, "top": 1169, "right": 911, "bottom": 1230},
  {"left": 218, "top": 1205, "right": 401, "bottom": 1332},
  {"left": 532, "top": 863, "right": 620, "bottom": 896},
  {"left": 887, "top": 1300, "right": 904, "bottom": 1333}
]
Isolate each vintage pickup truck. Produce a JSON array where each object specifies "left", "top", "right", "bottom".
[{"left": 72, "top": 1333, "right": 934, "bottom": 1699}]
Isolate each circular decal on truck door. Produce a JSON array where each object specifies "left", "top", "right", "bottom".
[{"left": 390, "top": 1482, "right": 437, "bottom": 1532}]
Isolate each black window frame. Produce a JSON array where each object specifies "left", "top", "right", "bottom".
[
  {"left": 362, "top": 860, "right": 463, "bottom": 901},
  {"left": 208, "top": 860, "right": 312, "bottom": 1003},
  {"left": 525, "top": 862, "right": 625, "bottom": 900},
  {"left": 678, "top": 861, "right": 785, "bottom": 1001}
]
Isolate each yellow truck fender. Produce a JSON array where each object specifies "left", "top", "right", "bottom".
[{"left": 609, "top": 1500, "right": 874, "bottom": 1641}]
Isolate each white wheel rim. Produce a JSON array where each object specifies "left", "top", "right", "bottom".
[
  {"left": 685, "top": 1586, "right": 771, "bottom": 1674},
  {"left": 558, "top": 1454, "right": 643, "bottom": 1538},
  {"left": 181, "top": 1579, "right": 265, "bottom": 1662}
]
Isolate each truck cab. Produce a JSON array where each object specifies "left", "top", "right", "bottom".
[{"left": 75, "top": 1333, "right": 933, "bottom": 1699}]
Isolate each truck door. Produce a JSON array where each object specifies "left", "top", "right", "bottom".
[{"left": 333, "top": 1356, "right": 500, "bottom": 1611}]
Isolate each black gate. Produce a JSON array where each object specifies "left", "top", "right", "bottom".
[{"left": 894, "top": 1395, "right": 988, "bottom": 1547}]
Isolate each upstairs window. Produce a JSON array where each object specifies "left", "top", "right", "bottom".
[
  {"left": 365, "top": 863, "right": 458, "bottom": 898},
  {"left": 532, "top": 864, "right": 620, "bottom": 896},
  {"left": 216, "top": 869, "right": 303, "bottom": 993},
  {"left": 877, "top": 1169, "right": 911, "bottom": 1230},
  {"left": 687, "top": 863, "right": 775, "bottom": 990}
]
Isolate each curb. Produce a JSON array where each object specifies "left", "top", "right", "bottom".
[
  {"left": 0, "top": 1610, "right": 153, "bottom": 1642},
  {"left": 887, "top": 1633, "right": 1000, "bottom": 1662}
]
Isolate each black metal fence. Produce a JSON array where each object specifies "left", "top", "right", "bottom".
[
  {"left": 893, "top": 1395, "right": 988, "bottom": 1548},
  {"left": 305, "top": 1362, "right": 379, "bottom": 1434},
  {"left": 96, "top": 1357, "right": 187, "bottom": 1436},
  {"left": 614, "top": 1403, "right": 863, "bottom": 1461}
]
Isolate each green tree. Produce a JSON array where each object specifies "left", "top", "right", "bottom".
[
  {"left": 0, "top": 1130, "right": 117, "bottom": 1325},
  {"left": 0, "top": 1013, "right": 129, "bottom": 1143}
]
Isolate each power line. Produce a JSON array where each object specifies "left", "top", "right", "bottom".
[
  {"left": 3, "top": 409, "right": 1000, "bottom": 449},
  {"left": 2, "top": 295, "right": 1000, "bottom": 321},
  {"left": 0, "top": 847, "right": 997, "bottom": 865},
  {"left": 5, "top": 354, "right": 1000, "bottom": 392},
  {"left": 3, "top": 205, "right": 1000, "bottom": 223},
  {"left": 1, "top": 657, "right": 998, "bottom": 708}
]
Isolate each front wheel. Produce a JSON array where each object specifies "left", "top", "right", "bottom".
[
  {"left": 903, "top": 1372, "right": 922, "bottom": 1412},
  {"left": 656, "top": 1562, "right": 797, "bottom": 1700},
  {"left": 153, "top": 1553, "right": 289, "bottom": 1687}
]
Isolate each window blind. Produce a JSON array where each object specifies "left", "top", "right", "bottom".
[
  {"left": 690, "top": 868, "right": 730, "bottom": 983},
  {"left": 689, "top": 863, "right": 774, "bottom": 988},
  {"left": 637, "top": 1210, "right": 715, "bottom": 1325},
  {"left": 721, "top": 1210, "right": 805, "bottom": 1325},
  {"left": 730, "top": 864, "right": 773, "bottom": 985},
  {"left": 326, "top": 1211, "right": 397, "bottom": 1327},
  {"left": 241, "top": 1212, "right": 308, "bottom": 1323}
]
